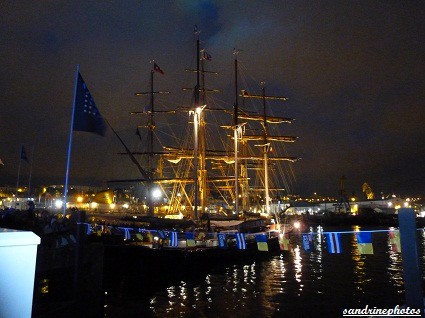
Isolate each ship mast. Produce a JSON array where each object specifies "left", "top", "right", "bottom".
[
  {"left": 193, "top": 29, "right": 200, "bottom": 220},
  {"left": 261, "top": 82, "right": 270, "bottom": 214},
  {"left": 133, "top": 62, "right": 170, "bottom": 216},
  {"left": 241, "top": 84, "right": 295, "bottom": 216},
  {"left": 187, "top": 27, "right": 218, "bottom": 220},
  {"left": 233, "top": 49, "right": 242, "bottom": 216},
  {"left": 198, "top": 45, "right": 208, "bottom": 219},
  {"left": 148, "top": 69, "right": 155, "bottom": 216}
]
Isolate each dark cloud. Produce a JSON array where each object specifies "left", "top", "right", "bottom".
[{"left": 1, "top": 1, "right": 424, "bottom": 197}]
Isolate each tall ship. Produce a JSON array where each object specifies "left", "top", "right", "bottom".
[{"left": 110, "top": 30, "right": 299, "bottom": 226}]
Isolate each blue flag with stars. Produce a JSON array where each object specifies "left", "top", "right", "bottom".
[
  {"left": 73, "top": 72, "right": 106, "bottom": 136},
  {"left": 20, "top": 146, "right": 29, "bottom": 163}
]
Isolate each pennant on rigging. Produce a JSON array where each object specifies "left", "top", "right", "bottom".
[
  {"left": 388, "top": 230, "right": 401, "bottom": 253},
  {"left": 186, "top": 232, "right": 196, "bottom": 247},
  {"left": 218, "top": 233, "right": 227, "bottom": 248},
  {"left": 279, "top": 234, "right": 291, "bottom": 251},
  {"left": 326, "top": 232, "right": 342, "bottom": 254},
  {"left": 302, "top": 233, "right": 315, "bottom": 252},
  {"left": 356, "top": 232, "right": 374, "bottom": 254},
  {"left": 256, "top": 234, "right": 269, "bottom": 252},
  {"left": 170, "top": 231, "right": 178, "bottom": 247},
  {"left": 236, "top": 233, "right": 246, "bottom": 250}
]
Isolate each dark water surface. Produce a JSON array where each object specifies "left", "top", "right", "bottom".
[{"left": 102, "top": 226, "right": 425, "bottom": 317}]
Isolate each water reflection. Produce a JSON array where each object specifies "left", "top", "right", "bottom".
[
  {"left": 352, "top": 227, "right": 368, "bottom": 292},
  {"left": 205, "top": 274, "right": 211, "bottom": 303},
  {"left": 293, "top": 246, "right": 303, "bottom": 292},
  {"left": 166, "top": 285, "right": 176, "bottom": 313},
  {"left": 103, "top": 226, "right": 425, "bottom": 317},
  {"left": 267, "top": 255, "right": 287, "bottom": 294},
  {"left": 387, "top": 229, "right": 403, "bottom": 292},
  {"left": 312, "top": 226, "right": 323, "bottom": 287}
]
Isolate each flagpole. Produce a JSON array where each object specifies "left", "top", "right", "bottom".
[
  {"left": 63, "top": 64, "right": 79, "bottom": 217},
  {"left": 16, "top": 146, "right": 22, "bottom": 198},
  {"left": 28, "top": 144, "right": 35, "bottom": 198}
]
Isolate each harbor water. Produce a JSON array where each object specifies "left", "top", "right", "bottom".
[{"left": 101, "top": 226, "right": 425, "bottom": 317}]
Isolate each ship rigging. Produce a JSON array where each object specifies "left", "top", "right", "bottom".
[{"left": 110, "top": 30, "right": 299, "bottom": 220}]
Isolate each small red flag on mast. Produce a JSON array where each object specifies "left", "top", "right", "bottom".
[{"left": 153, "top": 62, "right": 164, "bottom": 75}]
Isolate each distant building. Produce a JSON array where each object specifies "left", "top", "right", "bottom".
[{"left": 282, "top": 196, "right": 414, "bottom": 215}]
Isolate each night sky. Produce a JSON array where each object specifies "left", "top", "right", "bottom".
[{"left": 1, "top": 1, "right": 424, "bottom": 197}]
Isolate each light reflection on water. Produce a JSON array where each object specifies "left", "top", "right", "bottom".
[
  {"left": 105, "top": 226, "right": 424, "bottom": 317},
  {"left": 351, "top": 232, "right": 368, "bottom": 292}
]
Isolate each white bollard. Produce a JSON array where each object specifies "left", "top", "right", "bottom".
[{"left": 0, "top": 229, "right": 40, "bottom": 318}]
